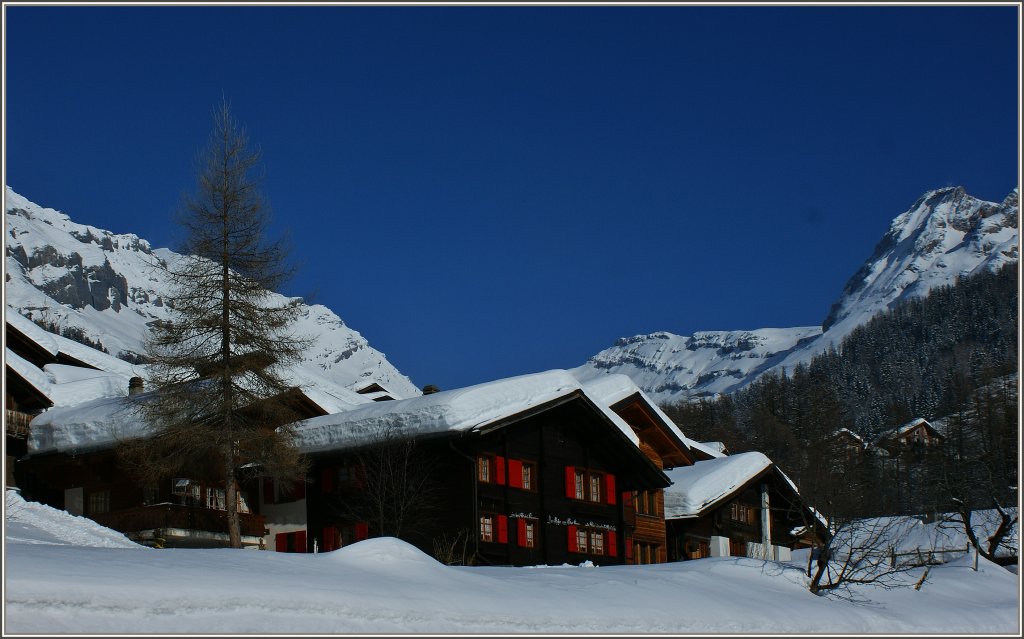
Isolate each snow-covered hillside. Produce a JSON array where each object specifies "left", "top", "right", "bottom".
[
  {"left": 4, "top": 186, "right": 420, "bottom": 400},
  {"left": 574, "top": 186, "right": 1019, "bottom": 404},
  {"left": 4, "top": 490, "right": 1019, "bottom": 634},
  {"left": 573, "top": 328, "right": 821, "bottom": 403}
]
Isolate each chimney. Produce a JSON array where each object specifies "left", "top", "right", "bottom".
[
  {"left": 422, "top": 384, "right": 440, "bottom": 395},
  {"left": 128, "top": 376, "right": 144, "bottom": 396}
]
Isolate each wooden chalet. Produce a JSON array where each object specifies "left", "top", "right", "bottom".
[
  {"left": 663, "top": 452, "right": 825, "bottom": 562},
  {"left": 20, "top": 383, "right": 331, "bottom": 548},
  {"left": 287, "top": 370, "right": 673, "bottom": 566},
  {"left": 875, "top": 418, "right": 945, "bottom": 456}
]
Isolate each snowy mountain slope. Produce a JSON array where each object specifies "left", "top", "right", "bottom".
[
  {"left": 571, "top": 327, "right": 821, "bottom": 403},
  {"left": 4, "top": 186, "right": 421, "bottom": 401},
  {"left": 574, "top": 186, "right": 1019, "bottom": 404}
]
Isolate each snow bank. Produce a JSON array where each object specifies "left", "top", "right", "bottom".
[
  {"left": 663, "top": 452, "right": 772, "bottom": 518},
  {"left": 4, "top": 490, "right": 143, "bottom": 549}
]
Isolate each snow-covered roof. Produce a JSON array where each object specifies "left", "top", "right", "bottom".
[
  {"left": 663, "top": 452, "right": 773, "bottom": 519},
  {"left": 28, "top": 369, "right": 650, "bottom": 461},
  {"left": 575, "top": 373, "right": 691, "bottom": 450},
  {"left": 876, "top": 417, "right": 941, "bottom": 444},
  {"left": 832, "top": 428, "right": 864, "bottom": 443},
  {"left": 5, "top": 347, "right": 54, "bottom": 401},
  {"left": 683, "top": 438, "right": 727, "bottom": 459},
  {"left": 6, "top": 311, "right": 60, "bottom": 356},
  {"left": 29, "top": 394, "right": 150, "bottom": 455},
  {"left": 294, "top": 369, "right": 640, "bottom": 454}
]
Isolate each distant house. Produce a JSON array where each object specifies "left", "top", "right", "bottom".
[
  {"left": 287, "top": 370, "right": 673, "bottom": 566},
  {"left": 830, "top": 428, "right": 866, "bottom": 464},
  {"left": 662, "top": 452, "right": 825, "bottom": 562},
  {"left": 875, "top": 418, "right": 945, "bottom": 456}
]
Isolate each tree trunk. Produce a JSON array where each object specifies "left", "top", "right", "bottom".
[{"left": 225, "top": 442, "right": 241, "bottom": 549}]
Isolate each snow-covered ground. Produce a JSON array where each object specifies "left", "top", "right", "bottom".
[{"left": 4, "top": 491, "right": 1019, "bottom": 634}]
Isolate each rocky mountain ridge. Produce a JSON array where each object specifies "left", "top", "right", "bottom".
[{"left": 4, "top": 186, "right": 421, "bottom": 401}]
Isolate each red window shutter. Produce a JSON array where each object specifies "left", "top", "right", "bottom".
[
  {"left": 508, "top": 459, "right": 523, "bottom": 488},
  {"left": 625, "top": 535, "right": 633, "bottom": 560},
  {"left": 293, "top": 479, "right": 306, "bottom": 500},
  {"left": 605, "top": 474, "right": 616, "bottom": 505},
  {"left": 321, "top": 468, "right": 334, "bottom": 494},
  {"left": 275, "top": 532, "right": 288, "bottom": 552},
  {"left": 295, "top": 530, "right": 307, "bottom": 553},
  {"left": 263, "top": 478, "right": 275, "bottom": 504},
  {"left": 517, "top": 518, "right": 527, "bottom": 547},
  {"left": 565, "top": 466, "right": 576, "bottom": 499},
  {"left": 567, "top": 525, "right": 578, "bottom": 553},
  {"left": 607, "top": 531, "right": 618, "bottom": 557},
  {"left": 497, "top": 515, "right": 508, "bottom": 543},
  {"left": 322, "top": 526, "right": 337, "bottom": 552},
  {"left": 355, "top": 522, "right": 369, "bottom": 541},
  {"left": 495, "top": 456, "right": 506, "bottom": 486},
  {"left": 621, "top": 490, "right": 633, "bottom": 508}
]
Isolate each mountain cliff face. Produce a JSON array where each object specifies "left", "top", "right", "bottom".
[
  {"left": 574, "top": 186, "right": 1019, "bottom": 405},
  {"left": 4, "top": 186, "right": 421, "bottom": 400}
]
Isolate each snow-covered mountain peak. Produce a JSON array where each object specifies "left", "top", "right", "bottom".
[
  {"left": 822, "top": 185, "right": 1017, "bottom": 332},
  {"left": 4, "top": 186, "right": 421, "bottom": 401},
  {"left": 574, "top": 185, "right": 1018, "bottom": 404}
]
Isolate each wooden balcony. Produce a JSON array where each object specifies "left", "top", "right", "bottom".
[
  {"left": 6, "top": 410, "right": 33, "bottom": 439},
  {"left": 93, "top": 504, "right": 267, "bottom": 547}
]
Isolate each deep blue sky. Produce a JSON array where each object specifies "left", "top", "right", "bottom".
[{"left": 4, "top": 5, "right": 1020, "bottom": 392}]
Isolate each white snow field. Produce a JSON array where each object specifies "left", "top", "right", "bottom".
[{"left": 3, "top": 491, "right": 1019, "bottom": 635}]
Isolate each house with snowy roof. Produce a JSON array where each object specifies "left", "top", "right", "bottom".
[
  {"left": 11, "top": 310, "right": 382, "bottom": 549},
  {"left": 288, "top": 369, "right": 679, "bottom": 566},
  {"left": 5, "top": 312, "right": 146, "bottom": 489},
  {"left": 662, "top": 452, "right": 825, "bottom": 562},
  {"left": 874, "top": 418, "right": 945, "bottom": 456}
]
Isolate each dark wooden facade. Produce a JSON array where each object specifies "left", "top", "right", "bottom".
[
  {"left": 299, "top": 392, "right": 670, "bottom": 566},
  {"left": 607, "top": 393, "right": 694, "bottom": 565},
  {"left": 20, "top": 447, "right": 268, "bottom": 547}
]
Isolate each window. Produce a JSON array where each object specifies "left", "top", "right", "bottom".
[
  {"left": 478, "top": 455, "right": 506, "bottom": 485},
  {"left": 633, "top": 542, "right": 659, "bottom": 564},
  {"left": 275, "top": 530, "right": 307, "bottom": 553},
  {"left": 206, "top": 487, "right": 226, "bottom": 510},
  {"left": 521, "top": 462, "right": 535, "bottom": 491},
  {"left": 480, "top": 513, "right": 507, "bottom": 543},
  {"left": 590, "top": 530, "right": 605, "bottom": 555},
  {"left": 517, "top": 518, "right": 538, "bottom": 548},
  {"left": 635, "top": 490, "right": 659, "bottom": 516},
  {"left": 237, "top": 491, "right": 250, "bottom": 514},
  {"left": 565, "top": 467, "right": 616, "bottom": 504},
  {"left": 88, "top": 490, "right": 110, "bottom": 515},
  {"left": 576, "top": 528, "right": 588, "bottom": 553},
  {"left": 142, "top": 486, "right": 159, "bottom": 506},
  {"left": 729, "top": 502, "right": 757, "bottom": 525}
]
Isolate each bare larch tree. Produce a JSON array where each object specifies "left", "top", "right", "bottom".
[{"left": 120, "top": 100, "right": 309, "bottom": 548}]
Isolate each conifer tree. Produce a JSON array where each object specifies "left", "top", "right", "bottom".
[{"left": 120, "top": 100, "right": 309, "bottom": 548}]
